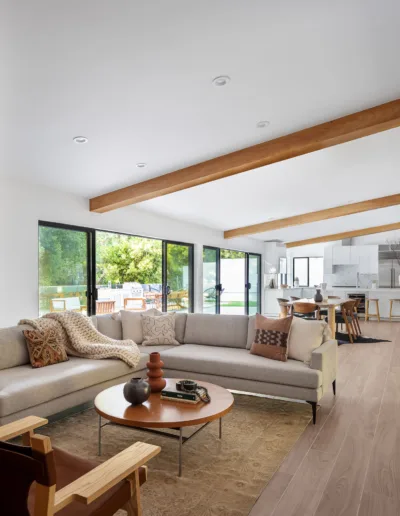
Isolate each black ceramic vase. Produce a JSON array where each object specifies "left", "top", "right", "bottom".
[
  {"left": 123, "top": 378, "right": 151, "bottom": 406},
  {"left": 314, "top": 288, "right": 323, "bottom": 302}
]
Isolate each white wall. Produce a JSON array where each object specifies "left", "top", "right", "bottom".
[
  {"left": 0, "top": 178, "right": 264, "bottom": 327},
  {"left": 352, "top": 230, "right": 400, "bottom": 245}
]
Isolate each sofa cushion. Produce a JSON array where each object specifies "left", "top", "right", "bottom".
[
  {"left": 161, "top": 345, "right": 321, "bottom": 389},
  {"left": 0, "top": 325, "right": 31, "bottom": 370},
  {"left": 183, "top": 314, "right": 248, "bottom": 348},
  {"left": 246, "top": 315, "right": 256, "bottom": 350},
  {"left": 96, "top": 314, "right": 123, "bottom": 340},
  {"left": 288, "top": 317, "right": 326, "bottom": 364},
  {"left": 121, "top": 310, "right": 187, "bottom": 344},
  {"left": 250, "top": 314, "right": 293, "bottom": 362},
  {"left": 24, "top": 328, "right": 69, "bottom": 368},
  {"left": 142, "top": 313, "right": 180, "bottom": 346},
  {"left": 0, "top": 355, "right": 148, "bottom": 418}
]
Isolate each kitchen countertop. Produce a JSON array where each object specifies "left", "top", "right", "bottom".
[{"left": 327, "top": 287, "right": 400, "bottom": 291}]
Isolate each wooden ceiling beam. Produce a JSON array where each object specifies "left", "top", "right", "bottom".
[
  {"left": 285, "top": 222, "right": 400, "bottom": 248},
  {"left": 90, "top": 99, "right": 400, "bottom": 213},
  {"left": 224, "top": 194, "right": 400, "bottom": 239}
]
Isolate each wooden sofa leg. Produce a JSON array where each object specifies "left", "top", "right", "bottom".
[
  {"left": 332, "top": 380, "right": 336, "bottom": 396},
  {"left": 307, "top": 401, "right": 317, "bottom": 424}
]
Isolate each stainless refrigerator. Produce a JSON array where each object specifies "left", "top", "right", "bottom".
[{"left": 378, "top": 245, "right": 400, "bottom": 288}]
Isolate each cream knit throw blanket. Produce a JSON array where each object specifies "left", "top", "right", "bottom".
[{"left": 19, "top": 311, "right": 140, "bottom": 368}]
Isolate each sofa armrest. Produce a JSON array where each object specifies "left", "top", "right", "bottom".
[{"left": 310, "top": 339, "right": 338, "bottom": 395}]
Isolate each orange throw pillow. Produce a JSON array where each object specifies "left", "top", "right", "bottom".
[
  {"left": 24, "top": 328, "right": 69, "bottom": 368},
  {"left": 250, "top": 314, "right": 293, "bottom": 362}
]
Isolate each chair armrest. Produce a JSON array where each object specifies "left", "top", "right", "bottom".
[
  {"left": 310, "top": 339, "right": 338, "bottom": 394},
  {"left": 54, "top": 441, "right": 160, "bottom": 512},
  {"left": 0, "top": 416, "right": 48, "bottom": 441}
]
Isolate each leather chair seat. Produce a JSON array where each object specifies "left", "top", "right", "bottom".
[{"left": 28, "top": 447, "right": 146, "bottom": 515}]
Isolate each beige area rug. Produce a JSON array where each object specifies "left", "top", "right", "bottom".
[{"left": 40, "top": 394, "right": 311, "bottom": 516}]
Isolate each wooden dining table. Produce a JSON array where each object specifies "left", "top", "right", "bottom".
[{"left": 280, "top": 298, "right": 346, "bottom": 336}]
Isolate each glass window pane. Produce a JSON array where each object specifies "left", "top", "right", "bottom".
[
  {"left": 166, "top": 243, "right": 191, "bottom": 313},
  {"left": 203, "top": 247, "right": 217, "bottom": 314},
  {"left": 96, "top": 231, "right": 162, "bottom": 313},
  {"left": 309, "top": 257, "right": 324, "bottom": 287},
  {"left": 293, "top": 258, "right": 308, "bottom": 287},
  {"left": 39, "top": 226, "right": 88, "bottom": 316},
  {"left": 220, "top": 250, "right": 246, "bottom": 315},
  {"left": 248, "top": 254, "right": 261, "bottom": 315}
]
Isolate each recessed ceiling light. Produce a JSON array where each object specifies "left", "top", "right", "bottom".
[
  {"left": 257, "top": 121, "right": 270, "bottom": 128},
  {"left": 73, "top": 136, "right": 88, "bottom": 144},
  {"left": 212, "top": 75, "right": 231, "bottom": 87},
  {"left": 136, "top": 163, "right": 147, "bottom": 168}
]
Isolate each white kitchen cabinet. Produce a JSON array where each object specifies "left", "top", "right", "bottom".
[
  {"left": 369, "top": 246, "right": 379, "bottom": 274},
  {"left": 332, "top": 247, "right": 351, "bottom": 265},
  {"left": 358, "top": 246, "right": 379, "bottom": 274},
  {"left": 350, "top": 247, "right": 359, "bottom": 265},
  {"left": 324, "top": 247, "right": 333, "bottom": 274}
]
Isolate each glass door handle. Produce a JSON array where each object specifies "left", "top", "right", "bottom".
[
  {"left": 166, "top": 285, "right": 171, "bottom": 295},
  {"left": 245, "top": 283, "right": 252, "bottom": 290},
  {"left": 216, "top": 284, "right": 224, "bottom": 294}
]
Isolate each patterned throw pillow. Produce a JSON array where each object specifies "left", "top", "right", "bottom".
[
  {"left": 141, "top": 313, "right": 180, "bottom": 346},
  {"left": 24, "top": 328, "right": 69, "bottom": 368},
  {"left": 250, "top": 314, "right": 293, "bottom": 362}
]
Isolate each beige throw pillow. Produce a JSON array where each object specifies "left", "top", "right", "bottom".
[
  {"left": 287, "top": 317, "right": 326, "bottom": 364},
  {"left": 141, "top": 313, "right": 180, "bottom": 346},
  {"left": 250, "top": 314, "right": 293, "bottom": 362},
  {"left": 120, "top": 308, "right": 161, "bottom": 343}
]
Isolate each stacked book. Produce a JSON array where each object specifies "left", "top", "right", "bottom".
[{"left": 161, "top": 386, "right": 200, "bottom": 404}]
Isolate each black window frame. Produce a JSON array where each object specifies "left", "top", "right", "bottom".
[
  {"left": 39, "top": 221, "right": 195, "bottom": 315},
  {"left": 203, "top": 246, "right": 262, "bottom": 315},
  {"left": 292, "top": 257, "right": 324, "bottom": 287}
]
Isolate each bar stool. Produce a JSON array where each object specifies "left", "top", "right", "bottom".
[
  {"left": 389, "top": 299, "right": 400, "bottom": 320},
  {"left": 365, "top": 298, "right": 380, "bottom": 322}
]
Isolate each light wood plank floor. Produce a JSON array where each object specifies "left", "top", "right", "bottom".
[{"left": 249, "top": 321, "right": 400, "bottom": 516}]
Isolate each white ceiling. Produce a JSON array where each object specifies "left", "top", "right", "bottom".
[{"left": 1, "top": 0, "right": 400, "bottom": 244}]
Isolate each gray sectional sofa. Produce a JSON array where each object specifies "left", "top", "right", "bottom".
[{"left": 0, "top": 313, "right": 337, "bottom": 425}]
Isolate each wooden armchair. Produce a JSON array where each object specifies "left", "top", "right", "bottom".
[
  {"left": 0, "top": 416, "right": 160, "bottom": 516},
  {"left": 292, "top": 302, "right": 321, "bottom": 320}
]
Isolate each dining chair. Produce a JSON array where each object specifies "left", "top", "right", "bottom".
[
  {"left": 292, "top": 302, "right": 321, "bottom": 320},
  {"left": 352, "top": 298, "right": 362, "bottom": 335},
  {"left": 336, "top": 300, "right": 358, "bottom": 343},
  {"left": 0, "top": 416, "right": 160, "bottom": 516}
]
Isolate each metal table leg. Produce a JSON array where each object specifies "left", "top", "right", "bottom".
[
  {"left": 98, "top": 414, "right": 102, "bottom": 456},
  {"left": 219, "top": 417, "right": 222, "bottom": 439},
  {"left": 178, "top": 428, "right": 183, "bottom": 477}
]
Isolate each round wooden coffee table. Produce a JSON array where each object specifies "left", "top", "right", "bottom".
[{"left": 94, "top": 378, "right": 234, "bottom": 476}]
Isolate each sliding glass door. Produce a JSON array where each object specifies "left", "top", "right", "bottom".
[
  {"left": 203, "top": 247, "right": 219, "bottom": 313},
  {"left": 220, "top": 250, "right": 246, "bottom": 315},
  {"left": 164, "top": 242, "right": 194, "bottom": 313},
  {"left": 96, "top": 231, "right": 162, "bottom": 313},
  {"left": 203, "top": 247, "right": 261, "bottom": 315},
  {"left": 39, "top": 222, "right": 93, "bottom": 316},
  {"left": 39, "top": 222, "right": 194, "bottom": 316},
  {"left": 248, "top": 253, "right": 261, "bottom": 316}
]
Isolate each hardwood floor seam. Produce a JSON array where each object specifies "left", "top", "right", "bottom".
[
  {"left": 308, "top": 358, "right": 377, "bottom": 516},
  {"left": 354, "top": 330, "right": 397, "bottom": 516},
  {"left": 267, "top": 344, "right": 367, "bottom": 516}
]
